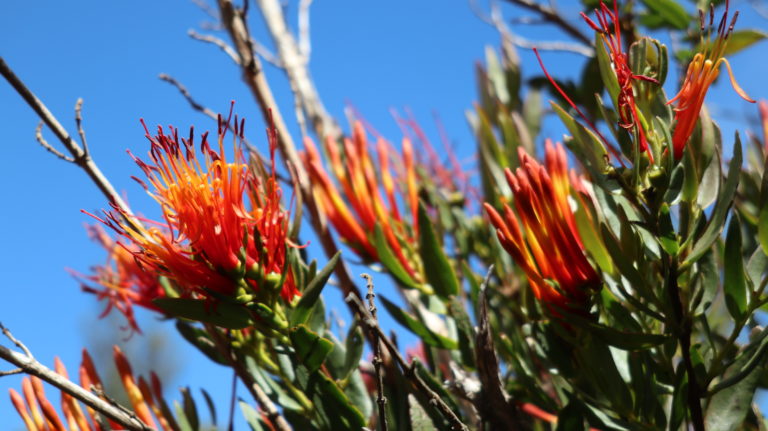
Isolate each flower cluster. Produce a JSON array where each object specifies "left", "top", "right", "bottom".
[
  {"left": 484, "top": 141, "right": 600, "bottom": 309},
  {"left": 86, "top": 114, "right": 296, "bottom": 331},
  {"left": 302, "top": 122, "right": 420, "bottom": 279},
  {"left": 668, "top": 0, "right": 754, "bottom": 158}
]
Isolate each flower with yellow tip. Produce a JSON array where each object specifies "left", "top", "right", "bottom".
[
  {"left": 301, "top": 121, "right": 420, "bottom": 280},
  {"left": 484, "top": 141, "right": 600, "bottom": 309},
  {"left": 668, "top": 0, "right": 755, "bottom": 159}
]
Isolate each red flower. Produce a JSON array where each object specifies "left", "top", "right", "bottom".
[
  {"left": 484, "top": 141, "right": 600, "bottom": 309},
  {"left": 668, "top": 0, "right": 755, "bottom": 159},
  {"left": 92, "top": 113, "right": 297, "bottom": 306}
]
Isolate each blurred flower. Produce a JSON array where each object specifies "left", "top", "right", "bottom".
[
  {"left": 668, "top": 0, "right": 755, "bottom": 159},
  {"left": 302, "top": 121, "right": 420, "bottom": 279},
  {"left": 581, "top": 0, "right": 659, "bottom": 161},
  {"left": 73, "top": 225, "right": 164, "bottom": 334},
  {"left": 9, "top": 347, "right": 176, "bottom": 430},
  {"left": 92, "top": 114, "right": 297, "bottom": 305},
  {"left": 484, "top": 141, "right": 600, "bottom": 309}
]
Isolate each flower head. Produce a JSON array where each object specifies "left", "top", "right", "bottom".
[
  {"left": 581, "top": 0, "right": 659, "bottom": 161},
  {"left": 668, "top": 0, "right": 755, "bottom": 159},
  {"left": 302, "top": 122, "right": 420, "bottom": 279},
  {"left": 92, "top": 113, "right": 297, "bottom": 306},
  {"left": 484, "top": 141, "right": 600, "bottom": 309}
]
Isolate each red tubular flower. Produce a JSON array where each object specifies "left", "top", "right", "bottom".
[
  {"left": 581, "top": 0, "right": 659, "bottom": 161},
  {"left": 668, "top": 0, "right": 755, "bottom": 159},
  {"left": 92, "top": 113, "right": 297, "bottom": 303},
  {"left": 301, "top": 122, "right": 420, "bottom": 279},
  {"left": 484, "top": 141, "right": 600, "bottom": 309},
  {"left": 10, "top": 348, "right": 177, "bottom": 431}
]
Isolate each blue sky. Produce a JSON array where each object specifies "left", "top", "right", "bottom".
[{"left": 1, "top": 0, "right": 766, "bottom": 429}]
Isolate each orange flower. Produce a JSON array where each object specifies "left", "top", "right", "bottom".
[
  {"left": 581, "top": 0, "right": 659, "bottom": 161},
  {"left": 484, "top": 141, "right": 600, "bottom": 308},
  {"left": 301, "top": 122, "right": 420, "bottom": 279},
  {"left": 668, "top": 0, "right": 755, "bottom": 159},
  {"left": 73, "top": 225, "right": 164, "bottom": 334},
  {"left": 10, "top": 347, "right": 176, "bottom": 431},
  {"left": 93, "top": 114, "right": 297, "bottom": 304}
]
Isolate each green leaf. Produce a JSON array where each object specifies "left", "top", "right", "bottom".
[
  {"left": 684, "top": 136, "right": 742, "bottom": 267},
  {"left": 379, "top": 295, "right": 458, "bottom": 349},
  {"left": 200, "top": 388, "right": 217, "bottom": 426},
  {"left": 175, "top": 321, "right": 228, "bottom": 365},
  {"left": 724, "top": 213, "right": 748, "bottom": 319},
  {"left": 723, "top": 30, "right": 768, "bottom": 56},
  {"left": 758, "top": 157, "right": 768, "bottom": 256},
  {"left": 174, "top": 400, "right": 195, "bottom": 431},
  {"left": 640, "top": 0, "right": 689, "bottom": 30},
  {"left": 290, "top": 251, "right": 340, "bottom": 326},
  {"left": 705, "top": 331, "right": 768, "bottom": 430},
  {"left": 296, "top": 366, "right": 367, "bottom": 429},
  {"left": 154, "top": 298, "right": 251, "bottom": 329},
  {"left": 373, "top": 224, "right": 420, "bottom": 289},
  {"left": 289, "top": 325, "right": 334, "bottom": 373},
  {"left": 341, "top": 325, "right": 365, "bottom": 381},
  {"left": 409, "top": 394, "right": 437, "bottom": 430},
  {"left": 418, "top": 203, "right": 460, "bottom": 299},
  {"left": 180, "top": 387, "right": 199, "bottom": 430},
  {"left": 595, "top": 32, "right": 620, "bottom": 107}
]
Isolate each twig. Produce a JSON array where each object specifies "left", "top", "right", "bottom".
[
  {"left": 346, "top": 292, "right": 469, "bottom": 431},
  {"left": 362, "top": 274, "right": 388, "bottom": 431},
  {"left": 158, "top": 73, "right": 218, "bottom": 119},
  {"left": 74, "top": 98, "right": 89, "bottom": 156},
  {"left": 507, "top": 33, "right": 594, "bottom": 56},
  {"left": 188, "top": 29, "right": 242, "bottom": 65},
  {"left": 0, "top": 323, "right": 154, "bottom": 431},
  {"left": 0, "top": 57, "right": 140, "bottom": 228},
  {"left": 35, "top": 121, "right": 74, "bottom": 162},
  {"left": 502, "top": 0, "right": 592, "bottom": 45}
]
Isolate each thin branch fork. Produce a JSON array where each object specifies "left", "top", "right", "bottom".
[
  {"left": 0, "top": 57, "right": 140, "bottom": 229},
  {"left": 362, "top": 273, "right": 389, "bottom": 431},
  {"left": 346, "top": 292, "right": 470, "bottom": 431},
  {"left": 0, "top": 323, "right": 154, "bottom": 431}
]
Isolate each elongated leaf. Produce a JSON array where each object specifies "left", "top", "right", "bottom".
[
  {"left": 290, "top": 325, "right": 334, "bottom": 373},
  {"left": 373, "top": 224, "right": 420, "bottom": 289},
  {"left": 640, "top": 0, "right": 689, "bottom": 30},
  {"left": 758, "top": 157, "right": 768, "bottom": 256},
  {"left": 379, "top": 295, "right": 458, "bottom": 349},
  {"left": 180, "top": 387, "right": 199, "bottom": 430},
  {"left": 154, "top": 298, "right": 251, "bottom": 329},
  {"left": 724, "top": 214, "right": 748, "bottom": 319},
  {"left": 684, "top": 136, "right": 742, "bottom": 266},
  {"left": 418, "top": 203, "right": 459, "bottom": 298},
  {"left": 240, "top": 400, "right": 266, "bottom": 431},
  {"left": 723, "top": 29, "right": 768, "bottom": 56},
  {"left": 290, "top": 251, "right": 340, "bottom": 326}
]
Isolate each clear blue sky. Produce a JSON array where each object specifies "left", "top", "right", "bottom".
[{"left": 1, "top": 0, "right": 765, "bottom": 429}]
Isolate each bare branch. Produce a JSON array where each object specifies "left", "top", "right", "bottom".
[
  {"left": 362, "top": 274, "right": 388, "bottom": 431},
  {"left": 502, "top": 0, "right": 592, "bottom": 46},
  {"left": 0, "top": 323, "right": 154, "bottom": 431},
  {"left": 298, "top": 0, "right": 313, "bottom": 59},
  {"left": 188, "top": 29, "right": 241, "bottom": 64},
  {"left": 255, "top": 0, "right": 340, "bottom": 139},
  {"left": 0, "top": 57, "right": 140, "bottom": 228},
  {"left": 346, "top": 292, "right": 470, "bottom": 431}
]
